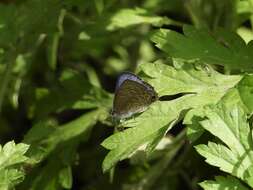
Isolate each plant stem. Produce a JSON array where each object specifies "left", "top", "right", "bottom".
[{"left": 0, "top": 54, "right": 16, "bottom": 115}]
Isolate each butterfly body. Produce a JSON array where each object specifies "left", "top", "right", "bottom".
[{"left": 112, "top": 72, "right": 157, "bottom": 119}]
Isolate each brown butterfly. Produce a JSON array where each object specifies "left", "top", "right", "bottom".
[{"left": 112, "top": 72, "right": 158, "bottom": 119}]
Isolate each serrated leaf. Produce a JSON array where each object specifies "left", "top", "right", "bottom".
[
  {"left": 196, "top": 142, "right": 238, "bottom": 174},
  {"left": 237, "top": 74, "right": 253, "bottom": 114},
  {"left": 195, "top": 101, "right": 253, "bottom": 187},
  {"left": 151, "top": 25, "right": 253, "bottom": 71},
  {"left": 0, "top": 169, "right": 24, "bottom": 189},
  {"left": 185, "top": 88, "right": 249, "bottom": 142},
  {"left": 139, "top": 61, "right": 242, "bottom": 96},
  {"left": 102, "top": 61, "right": 242, "bottom": 172},
  {"left": 200, "top": 176, "right": 249, "bottom": 190},
  {"left": 0, "top": 141, "right": 30, "bottom": 189},
  {"left": 0, "top": 141, "right": 29, "bottom": 169}
]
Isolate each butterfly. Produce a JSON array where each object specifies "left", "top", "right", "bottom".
[{"left": 112, "top": 72, "right": 158, "bottom": 119}]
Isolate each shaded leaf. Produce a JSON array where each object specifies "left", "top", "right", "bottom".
[
  {"left": 33, "top": 69, "right": 112, "bottom": 119},
  {"left": 58, "top": 166, "right": 72, "bottom": 189},
  {"left": 24, "top": 108, "right": 107, "bottom": 163},
  {"left": 151, "top": 25, "right": 253, "bottom": 71}
]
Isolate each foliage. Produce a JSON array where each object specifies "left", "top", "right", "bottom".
[
  {"left": 0, "top": 0, "right": 253, "bottom": 190},
  {"left": 196, "top": 97, "right": 253, "bottom": 189},
  {"left": 151, "top": 26, "right": 253, "bottom": 71},
  {"left": 0, "top": 141, "right": 29, "bottom": 189}
]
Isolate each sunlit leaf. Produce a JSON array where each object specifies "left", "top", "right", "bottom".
[
  {"left": 200, "top": 176, "right": 249, "bottom": 190},
  {"left": 195, "top": 99, "right": 253, "bottom": 187},
  {"left": 107, "top": 8, "right": 171, "bottom": 31},
  {"left": 0, "top": 141, "right": 30, "bottom": 189},
  {"left": 102, "top": 61, "right": 242, "bottom": 172}
]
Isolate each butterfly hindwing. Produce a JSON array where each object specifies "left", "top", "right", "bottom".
[{"left": 112, "top": 73, "right": 157, "bottom": 119}]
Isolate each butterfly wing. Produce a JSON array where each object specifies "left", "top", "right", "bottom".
[{"left": 112, "top": 79, "right": 157, "bottom": 119}]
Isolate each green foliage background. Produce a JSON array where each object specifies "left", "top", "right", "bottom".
[{"left": 0, "top": 0, "right": 253, "bottom": 189}]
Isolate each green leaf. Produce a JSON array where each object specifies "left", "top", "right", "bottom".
[
  {"left": 197, "top": 142, "right": 239, "bottom": 175},
  {"left": 47, "top": 9, "right": 66, "bottom": 70},
  {"left": 82, "top": 64, "right": 101, "bottom": 88},
  {"left": 102, "top": 61, "right": 242, "bottom": 172},
  {"left": 139, "top": 61, "right": 242, "bottom": 97},
  {"left": 0, "top": 54, "right": 27, "bottom": 110},
  {"left": 184, "top": 107, "right": 205, "bottom": 142},
  {"left": 237, "top": 1, "right": 253, "bottom": 14},
  {"left": 151, "top": 25, "right": 253, "bottom": 71},
  {"left": 33, "top": 69, "right": 112, "bottom": 119},
  {"left": 0, "top": 141, "right": 29, "bottom": 168},
  {"left": 0, "top": 141, "right": 30, "bottom": 189},
  {"left": 22, "top": 108, "right": 107, "bottom": 189},
  {"left": 145, "top": 125, "right": 170, "bottom": 154},
  {"left": 24, "top": 108, "right": 107, "bottom": 163},
  {"left": 185, "top": 88, "right": 248, "bottom": 142},
  {"left": 126, "top": 138, "right": 183, "bottom": 190},
  {"left": 237, "top": 74, "right": 253, "bottom": 114},
  {"left": 106, "top": 8, "right": 172, "bottom": 31},
  {"left": 237, "top": 27, "right": 253, "bottom": 43},
  {"left": 23, "top": 139, "right": 78, "bottom": 190},
  {"left": 94, "top": 0, "right": 104, "bottom": 15},
  {"left": 195, "top": 101, "right": 253, "bottom": 187},
  {"left": 28, "top": 154, "right": 71, "bottom": 190},
  {"left": 200, "top": 176, "right": 249, "bottom": 190},
  {"left": 58, "top": 166, "right": 72, "bottom": 189},
  {"left": 0, "top": 0, "right": 62, "bottom": 51}
]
